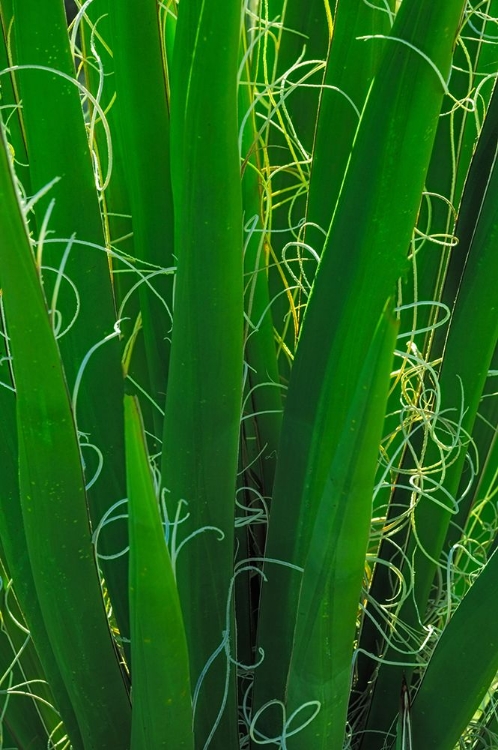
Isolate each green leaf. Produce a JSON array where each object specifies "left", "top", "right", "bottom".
[
  {"left": 108, "top": 0, "right": 175, "bottom": 423},
  {"left": 125, "top": 395, "right": 193, "bottom": 750},
  {"left": 284, "top": 306, "right": 398, "bottom": 750},
  {"left": 410, "top": 548, "right": 498, "bottom": 750},
  {"left": 0, "top": 557, "right": 64, "bottom": 750},
  {"left": 10, "top": 0, "right": 130, "bottom": 650},
  {"left": 306, "top": 0, "right": 395, "bottom": 262},
  {"left": 0, "top": 284, "right": 83, "bottom": 747},
  {"left": 161, "top": 0, "right": 243, "bottom": 745},
  {"left": 255, "top": 0, "right": 467, "bottom": 728},
  {"left": 0, "top": 122, "right": 131, "bottom": 750},
  {"left": 363, "top": 61, "right": 498, "bottom": 750}
]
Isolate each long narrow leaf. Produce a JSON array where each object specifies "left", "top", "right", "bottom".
[
  {"left": 364, "top": 74, "right": 498, "bottom": 750},
  {"left": 161, "top": 0, "right": 243, "bottom": 745},
  {"left": 10, "top": 0, "right": 131, "bottom": 649},
  {"left": 306, "top": 0, "right": 395, "bottom": 262},
  {"left": 125, "top": 395, "right": 193, "bottom": 750},
  {"left": 108, "top": 0, "right": 175, "bottom": 424},
  {"left": 255, "top": 0, "right": 467, "bottom": 727},
  {"left": 410, "top": 548, "right": 498, "bottom": 750},
  {"left": 284, "top": 306, "right": 398, "bottom": 750},
  {"left": 0, "top": 123, "right": 131, "bottom": 750}
]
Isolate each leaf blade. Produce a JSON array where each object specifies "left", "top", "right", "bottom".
[{"left": 125, "top": 395, "right": 193, "bottom": 750}]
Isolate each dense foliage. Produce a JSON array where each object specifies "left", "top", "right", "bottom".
[{"left": 0, "top": 0, "right": 497, "bottom": 748}]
